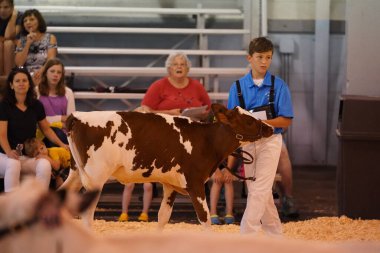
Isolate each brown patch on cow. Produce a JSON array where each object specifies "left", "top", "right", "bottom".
[
  {"left": 117, "top": 112, "right": 195, "bottom": 178},
  {"left": 110, "top": 130, "right": 117, "bottom": 143},
  {"left": 172, "top": 117, "right": 240, "bottom": 191},
  {"left": 167, "top": 191, "right": 177, "bottom": 207},
  {"left": 187, "top": 186, "right": 208, "bottom": 223},
  {"left": 67, "top": 115, "right": 115, "bottom": 166},
  {"left": 118, "top": 142, "right": 124, "bottom": 147}
]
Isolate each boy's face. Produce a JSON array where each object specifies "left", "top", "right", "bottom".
[
  {"left": 247, "top": 51, "right": 273, "bottom": 77},
  {"left": 35, "top": 142, "right": 48, "bottom": 157}
]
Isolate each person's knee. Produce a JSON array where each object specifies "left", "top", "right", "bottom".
[
  {"left": 3, "top": 39, "right": 15, "bottom": 50},
  {"left": 126, "top": 183, "right": 135, "bottom": 191},
  {"left": 143, "top": 183, "right": 152, "bottom": 192},
  {"left": 6, "top": 158, "right": 21, "bottom": 174},
  {"left": 36, "top": 158, "right": 52, "bottom": 176}
]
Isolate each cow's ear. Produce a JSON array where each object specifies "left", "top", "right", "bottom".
[{"left": 211, "top": 103, "right": 230, "bottom": 124}]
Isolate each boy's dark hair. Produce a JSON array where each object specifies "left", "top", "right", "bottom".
[
  {"left": 20, "top": 9, "right": 47, "bottom": 36},
  {"left": 248, "top": 37, "right": 274, "bottom": 56},
  {"left": 24, "top": 138, "right": 40, "bottom": 157}
]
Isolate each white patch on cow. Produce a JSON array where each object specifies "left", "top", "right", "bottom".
[
  {"left": 72, "top": 111, "right": 123, "bottom": 128},
  {"left": 157, "top": 113, "right": 193, "bottom": 154},
  {"left": 236, "top": 106, "right": 272, "bottom": 127},
  {"left": 197, "top": 196, "right": 208, "bottom": 212}
]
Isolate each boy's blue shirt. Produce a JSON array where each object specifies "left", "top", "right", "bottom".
[{"left": 227, "top": 71, "right": 294, "bottom": 134}]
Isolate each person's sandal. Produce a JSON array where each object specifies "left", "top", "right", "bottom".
[
  {"left": 224, "top": 214, "right": 235, "bottom": 225},
  {"left": 118, "top": 213, "right": 128, "bottom": 222},
  {"left": 211, "top": 215, "right": 221, "bottom": 225},
  {"left": 138, "top": 212, "right": 149, "bottom": 222}
]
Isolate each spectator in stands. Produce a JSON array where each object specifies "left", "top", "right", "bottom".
[
  {"left": 15, "top": 9, "right": 57, "bottom": 85},
  {"left": 227, "top": 37, "right": 293, "bottom": 235},
  {"left": 277, "top": 142, "right": 299, "bottom": 218},
  {"left": 0, "top": 0, "right": 22, "bottom": 76},
  {"left": 0, "top": 67, "right": 68, "bottom": 192},
  {"left": 36, "top": 58, "right": 75, "bottom": 147},
  {"left": 118, "top": 51, "right": 211, "bottom": 222},
  {"left": 209, "top": 164, "right": 237, "bottom": 225}
]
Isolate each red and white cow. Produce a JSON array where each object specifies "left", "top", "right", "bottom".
[{"left": 62, "top": 103, "right": 273, "bottom": 228}]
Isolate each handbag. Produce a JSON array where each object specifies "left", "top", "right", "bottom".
[{"left": 236, "top": 75, "right": 276, "bottom": 120}]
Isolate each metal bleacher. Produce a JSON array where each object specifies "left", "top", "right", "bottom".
[{"left": 18, "top": 5, "right": 250, "bottom": 110}]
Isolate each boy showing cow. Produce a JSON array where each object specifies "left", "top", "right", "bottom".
[{"left": 227, "top": 37, "right": 294, "bottom": 235}]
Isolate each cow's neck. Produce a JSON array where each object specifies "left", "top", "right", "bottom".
[{"left": 207, "top": 123, "right": 240, "bottom": 165}]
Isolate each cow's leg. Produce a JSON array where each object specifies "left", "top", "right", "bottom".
[
  {"left": 157, "top": 183, "right": 177, "bottom": 230},
  {"left": 59, "top": 168, "right": 82, "bottom": 191},
  {"left": 80, "top": 188, "right": 102, "bottom": 227},
  {"left": 188, "top": 184, "right": 211, "bottom": 229},
  {"left": 79, "top": 168, "right": 109, "bottom": 227}
]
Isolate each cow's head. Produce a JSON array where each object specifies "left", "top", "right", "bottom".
[
  {"left": 211, "top": 103, "right": 273, "bottom": 142},
  {"left": 0, "top": 178, "right": 98, "bottom": 237}
]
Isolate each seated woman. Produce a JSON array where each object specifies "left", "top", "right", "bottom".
[
  {"left": 15, "top": 9, "right": 57, "bottom": 85},
  {"left": 36, "top": 58, "right": 75, "bottom": 147},
  {"left": 119, "top": 52, "right": 211, "bottom": 222},
  {"left": 0, "top": 67, "right": 67, "bottom": 192}
]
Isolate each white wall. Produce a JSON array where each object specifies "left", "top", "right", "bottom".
[{"left": 345, "top": 0, "right": 380, "bottom": 96}]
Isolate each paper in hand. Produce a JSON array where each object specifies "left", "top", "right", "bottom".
[{"left": 181, "top": 105, "right": 208, "bottom": 120}]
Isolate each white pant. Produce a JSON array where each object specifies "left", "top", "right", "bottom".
[
  {"left": 240, "top": 134, "right": 283, "bottom": 235},
  {"left": 0, "top": 153, "right": 52, "bottom": 192}
]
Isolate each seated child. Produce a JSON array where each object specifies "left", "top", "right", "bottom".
[{"left": 24, "top": 138, "right": 70, "bottom": 188}]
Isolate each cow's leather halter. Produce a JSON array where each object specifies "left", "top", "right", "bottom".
[
  {"left": 222, "top": 149, "right": 256, "bottom": 181},
  {"left": 234, "top": 121, "right": 264, "bottom": 142}
]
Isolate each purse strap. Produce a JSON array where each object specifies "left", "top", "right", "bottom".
[{"left": 235, "top": 75, "right": 275, "bottom": 108}]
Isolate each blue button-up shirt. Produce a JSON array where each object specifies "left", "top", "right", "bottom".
[{"left": 227, "top": 71, "right": 294, "bottom": 134}]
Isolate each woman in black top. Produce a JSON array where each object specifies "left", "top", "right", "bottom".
[{"left": 0, "top": 67, "right": 67, "bottom": 192}]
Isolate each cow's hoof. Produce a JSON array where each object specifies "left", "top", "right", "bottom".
[
  {"left": 118, "top": 213, "right": 129, "bottom": 222},
  {"left": 138, "top": 212, "right": 149, "bottom": 222}
]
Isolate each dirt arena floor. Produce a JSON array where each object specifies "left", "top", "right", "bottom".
[
  {"left": 92, "top": 166, "right": 380, "bottom": 243},
  {"left": 91, "top": 216, "right": 380, "bottom": 242}
]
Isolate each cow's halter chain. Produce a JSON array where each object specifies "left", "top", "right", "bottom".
[{"left": 222, "top": 149, "right": 256, "bottom": 181}]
